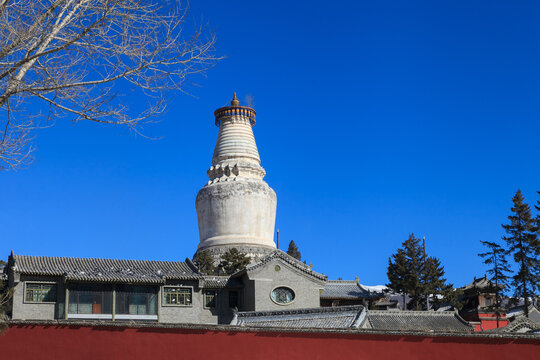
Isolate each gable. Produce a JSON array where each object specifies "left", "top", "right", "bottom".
[
  {"left": 245, "top": 257, "right": 326, "bottom": 286},
  {"left": 235, "top": 250, "right": 327, "bottom": 284}
]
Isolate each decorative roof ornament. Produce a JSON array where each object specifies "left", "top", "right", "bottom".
[{"left": 231, "top": 92, "right": 240, "bottom": 106}]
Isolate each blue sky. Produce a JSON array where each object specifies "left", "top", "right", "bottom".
[{"left": 1, "top": 0, "right": 539, "bottom": 287}]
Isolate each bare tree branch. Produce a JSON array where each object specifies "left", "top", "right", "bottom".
[{"left": 0, "top": 0, "right": 221, "bottom": 171}]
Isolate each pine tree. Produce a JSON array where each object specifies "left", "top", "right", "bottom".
[
  {"left": 478, "top": 240, "right": 511, "bottom": 327},
  {"left": 535, "top": 191, "right": 540, "bottom": 252},
  {"left": 218, "top": 248, "right": 251, "bottom": 275},
  {"left": 387, "top": 248, "right": 409, "bottom": 310},
  {"left": 422, "top": 256, "right": 448, "bottom": 310},
  {"left": 193, "top": 250, "right": 216, "bottom": 275},
  {"left": 286, "top": 240, "right": 301, "bottom": 260},
  {"left": 502, "top": 190, "right": 539, "bottom": 317},
  {"left": 533, "top": 191, "right": 540, "bottom": 306},
  {"left": 387, "top": 234, "right": 452, "bottom": 311},
  {"left": 403, "top": 234, "right": 424, "bottom": 310}
]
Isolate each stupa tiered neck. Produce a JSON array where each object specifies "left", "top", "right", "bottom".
[
  {"left": 208, "top": 94, "right": 265, "bottom": 182},
  {"left": 195, "top": 94, "right": 277, "bottom": 262}
]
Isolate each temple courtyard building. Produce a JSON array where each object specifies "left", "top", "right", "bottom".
[{"left": 1, "top": 95, "right": 538, "bottom": 339}]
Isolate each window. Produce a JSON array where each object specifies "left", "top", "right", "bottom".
[
  {"left": 116, "top": 285, "right": 158, "bottom": 315},
  {"left": 485, "top": 297, "right": 493, "bottom": 307},
  {"left": 271, "top": 287, "right": 295, "bottom": 305},
  {"left": 68, "top": 284, "right": 113, "bottom": 314},
  {"left": 25, "top": 283, "right": 56, "bottom": 303},
  {"left": 204, "top": 290, "right": 217, "bottom": 309},
  {"left": 229, "top": 291, "right": 239, "bottom": 309},
  {"left": 163, "top": 287, "right": 191, "bottom": 306}
]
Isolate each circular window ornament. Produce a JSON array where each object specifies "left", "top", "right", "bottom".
[
  {"left": 271, "top": 286, "right": 295, "bottom": 305},
  {"left": 274, "top": 265, "right": 281, "bottom": 272}
]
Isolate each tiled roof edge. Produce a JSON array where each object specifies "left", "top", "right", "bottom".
[
  {"left": 5, "top": 320, "right": 539, "bottom": 339},
  {"left": 237, "top": 305, "right": 364, "bottom": 318}
]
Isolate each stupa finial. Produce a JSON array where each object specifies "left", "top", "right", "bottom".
[{"left": 231, "top": 92, "right": 240, "bottom": 106}]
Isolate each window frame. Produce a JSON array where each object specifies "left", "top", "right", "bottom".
[
  {"left": 162, "top": 286, "right": 193, "bottom": 307},
  {"left": 269, "top": 285, "right": 296, "bottom": 306},
  {"left": 23, "top": 282, "right": 58, "bottom": 304},
  {"left": 67, "top": 283, "right": 113, "bottom": 315},
  {"left": 115, "top": 284, "right": 158, "bottom": 316},
  {"left": 203, "top": 289, "right": 217, "bottom": 309}
]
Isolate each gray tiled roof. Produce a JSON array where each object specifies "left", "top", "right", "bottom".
[
  {"left": 508, "top": 305, "right": 540, "bottom": 324},
  {"left": 461, "top": 275, "right": 502, "bottom": 292},
  {"left": 321, "top": 281, "right": 382, "bottom": 300},
  {"left": 232, "top": 305, "right": 365, "bottom": 329},
  {"left": 202, "top": 276, "right": 243, "bottom": 289},
  {"left": 492, "top": 317, "right": 540, "bottom": 334},
  {"left": 363, "top": 310, "right": 474, "bottom": 332},
  {"left": 10, "top": 254, "right": 202, "bottom": 284},
  {"left": 234, "top": 250, "right": 327, "bottom": 282}
]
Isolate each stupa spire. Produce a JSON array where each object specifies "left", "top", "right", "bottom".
[{"left": 231, "top": 92, "right": 240, "bottom": 106}]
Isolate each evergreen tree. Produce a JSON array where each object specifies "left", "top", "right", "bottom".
[
  {"left": 502, "top": 190, "right": 539, "bottom": 317},
  {"left": 218, "top": 248, "right": 251, "bottom": 275},
  {"left": 535, "top": 191, "right": 540, "bottom": 249},
  {"left": 193, "top": 250, "right": 216, "bottom": 275},
  {"left": 422, "top": 256, "right": 448, "bottom": 310},
  {"left": 403, "top": 235, "right": 425, "bottom": 310},
  {"left": 478, "top": 240, "right": 511, "bottom": 327},
  {"left": 286, "top": 240, "right": 302, "bottom": 260},
  {"left": 387, "top": 248, "right": 408, "bottom": 310},
  {"left": 387, "top": 234, "right": 452, "bottom": 311},
  {"left": 536, "top": 191, "right": 540, "bottom": 306}
]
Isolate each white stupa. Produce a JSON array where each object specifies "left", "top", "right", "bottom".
[{"left": 195, "top": 94, "right": 277, "bottom": 261}]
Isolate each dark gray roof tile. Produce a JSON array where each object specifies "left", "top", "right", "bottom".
[
  {"left": 202, "top": 276, "right": 243, "bottom": 289},
  {"left": 364, "top": 310, "right": 473, "bottom": 332},
  {"left": 232, "top": 305, "right": 365, "bottom": 329},
  {"left": 492, "top": 317, "right": 540, "bottom": 334},
  {"left": 321, "top": 281, "right": 382, "bottom": 300},
  {"left": 11, "top": 254, "right": 202, "bottom": 284}
]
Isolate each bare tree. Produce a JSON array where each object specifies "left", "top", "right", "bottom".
[{"left": 0, "top": 0, "right": 219, "bottom": 170}]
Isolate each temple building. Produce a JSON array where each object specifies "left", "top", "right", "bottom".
[
  {"left": 459, "top": 275, "right": 509, "bottom": 331},
  {"left": 2, "top": 95, "right": 381, "bottom": 325},
  {"left": 1, "top": 95, "right": 481, "bottom": 333}
]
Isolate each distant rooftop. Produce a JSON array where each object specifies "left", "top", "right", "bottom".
[
  {"left": 461, "top": 275, "right": 503, "bottom": 292},
  {"left": 321, "top": 280, "right": 384, "bottom": 300}
]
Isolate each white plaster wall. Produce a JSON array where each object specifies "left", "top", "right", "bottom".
[{"left": 196, "top": 180, "right": 277, "bottom": 250}]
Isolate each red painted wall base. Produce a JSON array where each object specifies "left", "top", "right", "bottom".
[{"left": 1, "top": 324, "right": 538, "bottom": 360}]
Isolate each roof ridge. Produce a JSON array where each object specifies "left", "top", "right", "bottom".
[
  {"left": 368, "top": 310, "right": 457, "bottom": 316},
  {"left": 238, "top": 305, "right": 364, "bottom": 318},
  {"left": 13, "top": 253, "right": 189, "bottom": 265}
]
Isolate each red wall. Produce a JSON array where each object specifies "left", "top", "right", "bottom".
[{"left": 1, "top": 324, "right": 538, "bottom": 360}]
